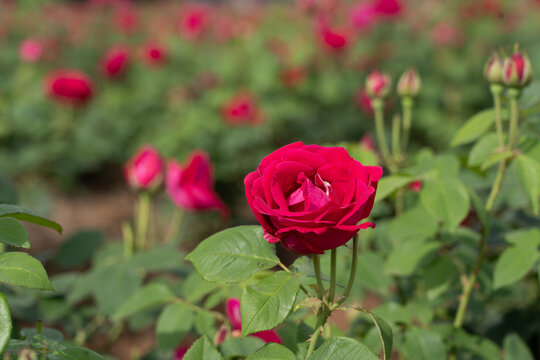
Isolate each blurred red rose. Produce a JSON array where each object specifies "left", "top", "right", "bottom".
[
  {"left": 101, "top": 46, "right": 130, "bottom": 78},
  {"left": 19, "top": 38, "right": 43, "bottom": 63},
  {"left": 166, "top": 151, "right": 228, "bottom": 214},
  {"left": 360, "top": 133, "right": 376, "bottom": 152},
  {"left": 350, "top": 2, "right": 377, "bottom": 30},
  {"left": 142, "top": 43, "right": 167, "bottom": 67},
  {"left": 124, "top": 145, "right": 164, "bottom": 191},
  {"left": 222, "top": 93, "right": 262, "bottom": 126},
  {"left": 173, "top": 347, "right": 189, "bottom": 360},
  {"left": 44, "top": 69, "right": 94, "bottom": 106},
  {"left": 317, "top": 17, "right": 350, "bottom": 51},
  {"left": 178, "top": 5, "right": 209, "bottom": 41},
  {"left": 373, "top": 0, "right": 402, "bottom": 16},
  {"left": 245, "top": 142, "right": 382, "bottom": 254},
  {"left": 408, "top": 180, "right": 422, "bottom": 192},
  {"left": 114, "top": 5, "right": 138, "bottom": 33},
  {"left": 226, "top": 298, "right": 283, "bottom": 343}
]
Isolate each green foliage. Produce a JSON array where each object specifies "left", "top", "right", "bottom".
[
  {"left": 244, "top": 343, "right": 296, "bottom": 360},
  {"left": 0, "top": 252, "right": 53, "bottom": 290},
  {"left": 420, "top": 179, "right": 470, "bottom": 230},
  {"left": 156, "top": 303, "right": 194, "bottom": 350},
  {"left": 185, "top": 226, "right": 279, "bottom": 283},
  {"left": 0, "top": 293, "right": 12, "bottom": 354},
  {"left": 241, "top": 271, "right": 299, "bottom": 336},
  {"left": 183, "top": 336, "right": 223, "bottom": 360},
  {"left": 113, "top": 283, "right": 175, "bottom": 320},
  {"left": 309, "top": 337, "right": 379, "bottom": 360},
  {"left": 0, "top": 217, "right": 30, "bottom": 249}
]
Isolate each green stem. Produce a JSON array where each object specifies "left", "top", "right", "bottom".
[
  {"left": 507, "top": 88, "right": 521, "bottom": 150},
  {"left": 490, "top": 84, "right": 504, "bottom": 148},
  {"left": 485, "top": 159, "right": 508, "bottom": 212},
  {"left": 164, "top": 208, "right": 184, "bottom": 244},
  {"left": 122, "top": 221, "right": 134, "bottom": 259},
  {"left": 313, "top": 254, "right": 325, "bottom": 300},
  {"left": 135, "top": 191, "right": 151, "bottom": 251},
  {"left": 337, "top": 235, "right": 359, "bottom": 306},
  {"left": 391, "top": 115, "right": 401, "bottom": 162},
  {"left": 401, "top": 97, "right": 413, "bottom": 154},
  {"left": 328, "top": 249, "right": 337, "bottom": 304},
  {"left": 372, "top": 98, "right": 396, "bottom": 172}
]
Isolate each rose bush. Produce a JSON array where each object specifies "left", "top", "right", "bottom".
[{"left": 245, "top": 141, "right": 382, "bottom": 254}]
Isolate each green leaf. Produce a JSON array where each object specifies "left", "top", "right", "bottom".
[
  {"left": 195, "top": 311, "right": 216, "bottom": 339},
  {"left": 366, "top": 312, "right": 393, "bottom": 360},
  {"left": 92, "top": 263, "right": 142, "bottom": 316},
  {"left": 420, "top": 179, "right": 470, "bottom": 230},
  {"left": 114, "top": 283, "right": 175, "bottom": 320},
  {"left": 183, "top": 272, "right": 221, "bottom": 303},
  {"left": 453, "top": 330, "right": 501, "bottom": 360},
  {"left": 245, "top": 343, "right": 296, "bottom": 360},
  {"left": 513, "top": 154, "right": 540, "bottom": 215},
  {"left": 503, "top": 333, "right": 534, "bottom": 360},
  {"left": 355, "top": 253, "right": 392, "bottom": 294},
  {"left": 374, "top": 175, "right": 413, "bottom": 203},
  {"left": 0, "top": 252, "right": 52, "bottom": 290},
  {"left": 481, "top": 150, "right": 514, "bottom": 171},
  {"left": 505, "top": 229, "right": 540, "bottom": 248},
  {"left": 493, "top": 246, "right": 540, "bottom": 289},
  {"left": 185, "top": 226, "right": 279, "bottom": 283},
  {"left": 309, "top": 337, "right": 379, "bottom": 360},
  {"left": 384, "top": 239, "right": 438, "bottom": 276},
  {"left": 423, "top": 258, "right": 458, "bottom": 300},
  {"left": 53, "top": 230, "right": 104, "bottom": 268},
  {"left": 468, "top": 133, "right": 500, "bottom": 167},
  {"left": 241, "top": 271, "right": 299, "bottom": 336},
  {"left": 0, "top": 204, "right": 61, "bottom": 233},
  {"left": 127, "top": 245, "right": 185, "bottom": 272},
  {"left": 0, "top": 293, "right": 12, "bottom": 355},
  {"left": 404, "top": 328, "right": 446, "bottom": 360},
  {"left": 183, "top": 336, "right": 223, "bottom": 360},
  {"left": 221, "top": 337, "right": 265, "bottom": 358},
  {"left": 156, "top": 303, "right": 194, "bottom": 350},
  {"left": 48, "top": 346, "right": 106, "bottom": 360},
  {"left": 0, "top": 217, "right": 29, "bottom": 248},
  {"left": 387, "top": 205, "right": 438, "bottom": 240},
  {"left": 468, "top": 190, "right": 489, "bottom": 236},
  {"left": 451, "top": 109, "right": 502, "bottom": 147}
]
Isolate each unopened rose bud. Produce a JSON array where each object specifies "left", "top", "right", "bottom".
[
  {"left": 124, "top": 145, "right": 163, "bottom": 191},
  {"left": 397, "top": 68, "right": 421, "bottom": 97},
  {"left": 504, "top": 51, "right": 533, "bottom": 88},
  {"left": 484, "top": 53, "right": 504, "bottom": 84},
  {"left": 365, "top": 70, "right": 391, "bottom": 98}
]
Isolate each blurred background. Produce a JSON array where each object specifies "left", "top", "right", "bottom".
[{"left": 0, "top": 0, "right": 539, "bottom": 246}]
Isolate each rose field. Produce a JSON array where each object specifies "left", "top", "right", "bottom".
[{"left": 1, "top": 0, "right": 540, "bottom": 359}]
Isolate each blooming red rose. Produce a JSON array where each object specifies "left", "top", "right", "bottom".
[
  {"left": 44, "top": 69, "right": 94, "bottom": 106},
  {"left": 222, "top": 93, "right": 262, "bottom": 126},
  {"left": 245, "top": 142, "right": 382, "bottom": 254},
  {"left": 166, "top": 151, "right": 228, "bottom": 214},
  {"left": 373, "top": 0, "right": 402, "bottom": 16},
  {"left": 124, "top": 145, "right": 164, "bottom": 191},
  {"left": 101, "top": 46, "right": 130, "bottom": 79},
  {"left": 226, "top": 298, "right": 282, "bottom": 344}
]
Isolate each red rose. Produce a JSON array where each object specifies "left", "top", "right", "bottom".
[
  {"left": 166, "top": 151, "right": 228, "bottom": 214},
  {"left": 142, "top": 43, "right": 167, "bottom": 67},
  {"left": 222, "top": 93, "right": 262, "bottom": 126},
  {"left": 245, "top": 142, "right": 382, "bottom": 254},
  {"left": 178, "top": 5, "right": 209, "bottom": 41},
  {"left": 44, "top": 69, "right": 94, "bottom": 106},
  {"left": 101, "top": 46, "right": 130, "bottom": 79},
  {"left": 124, "top": 145, "right": 164, "bottom": 191}
]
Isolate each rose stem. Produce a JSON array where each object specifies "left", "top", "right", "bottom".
[
  {"left": 401, "top": 97, "right": 413, "bottom": 154},
  {"left": 391, "top": 114, "right": 401, "bottom": 162},
  {"left": 336, "top": 234, "right": 359, "bottom": 307},
  {"left": 372, "top": 98, "right": 397, "bottom": 173},
  {"left": 122, "top": 221, "right": 134, "bottom": 259},
  {"left": 328, "top": 249, "right": 337, "bottom": 304},
  {"left": 454, "top": 89, "right": 521, "bottom": 330},
  {"left": 135, "top": 191, "right": 151, "bottom": 251},
  {"left": 312, "top": 254, "right": 325, "bottom": 300},
  {"left": 491, "top": 84, "right": 505, "bottom": 147},
  {"left": 164, "top": 208, "right": 184, "bottom": 244}
]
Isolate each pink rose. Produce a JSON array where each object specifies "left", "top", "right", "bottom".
[
  {"left": 166, "top": 151, "right": 228, "bottom": 214},
  {"left": 226, "top": 298, "right": 282, "bottom": 343},
  {"left": 350, "top": 3, "right": 377, "bottom": 30},
  {"left": 244, "top": 142, "right": 382, "bottom": 254},
  {"left": 19, "top": 38, "right": 43, "bottom": 63},
  {"left": 124, "top": 146, "right": 164, "bottom": 191}
]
